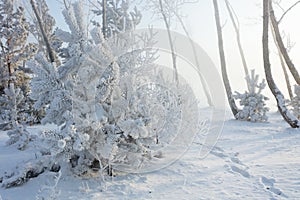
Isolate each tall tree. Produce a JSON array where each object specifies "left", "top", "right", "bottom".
[
  {"left": 0, "top": 0, "right": 36, "bottom": 121},
  {"left": 161, "top": 0, "right": 213, "bottom": 106},
  {"left": 145, "top": 0, "right": 199, "bottom": 87},
  {"left": 262, "top": 0, "right": 299, "bottom": 128},
  {"left": 269, "top": 1, "right": 300, "bottom": 85},
  {"left": 158, "top": 0, "right": 179, "bottom": 86},
  {"left": 0, "top": 0, "right": 36, "bottom": 94},
  {"left": 212, "top": 0, "right": 239, "bottom": 117},
  {"left": 0, "top": 0, "right": 36, "bottom": 150}
]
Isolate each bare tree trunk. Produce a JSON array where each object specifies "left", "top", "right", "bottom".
[
  {"left": 280, "top": 53, "right": 293, "bottom": 99},
  {"left": 0, "top": 43, "right": 6, "bottom": 94},
  {"left": 263, "top": 0, "right": 299, "bottom": 128},
  {"left": 30, "top": 0, "right": 55, "bottom": 63},
  {"left": 224, "top": 0, "right": 249, "bottom": 79},
  {"left": 280, "top": 52, "right": 294, "bottom": 99},
  {"left": 269, "top": 1, "right": 300, "bottom": 85},
  {"left": 213, "top": 0, "right": 239, "bottom": 117},
  {"left": 102, "top": 0, "right": 107, "bottom": 38},
  {"left": 1, "top": 37, "right": 13, "bottom": 89},
  {"left": 7, "top": 41, "right": 13, "bottom": 88},
  {"left": 158, "top": 0, "right": 179, "bottom": 86},
  {"left": 171, "top": 7, "right": 213, "bottom": 106},
  {"left": 270, "top": 25, "right": 293, "bottom": 100}
]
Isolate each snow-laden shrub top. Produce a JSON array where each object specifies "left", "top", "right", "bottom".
[{"left": 234, "top": 70, "right": 269, "bottom": 122}]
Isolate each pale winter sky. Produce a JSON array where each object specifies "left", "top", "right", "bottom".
[{"left": 45, "top": 0, "right": 300, "bottom": 109}]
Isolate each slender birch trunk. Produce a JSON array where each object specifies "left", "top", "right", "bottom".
[
  {"left": 270, "top": 25, "right": 293, "bottom": 100},
  {"left": 158, "top": 0, "right": 179, "bottom": 87},
  {"left": 269, "top": 1, "right": 300, "bottom": 85},
  {"left": 262, "top": 0, "right": 299, "bottom": 128},
  {"left": 213, "top": 0, "right": 239, "bottom": 117}
]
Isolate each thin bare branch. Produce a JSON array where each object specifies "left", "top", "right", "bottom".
[
  {"left": 225, "top": 0, "right": 240, "bottom": 29},
  {"left": 224, "top": 0, "right": 249, "bottom": 80},
  {"left": 278, "top": 0, "right": 300, "bottom": 24},
  {"left": 273, "top": 0, "right": 285, "bottom": 12}
]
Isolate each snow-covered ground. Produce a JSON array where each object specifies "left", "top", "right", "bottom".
[{"left": 1, "top": 111, "right": 300, "bottom": 200}]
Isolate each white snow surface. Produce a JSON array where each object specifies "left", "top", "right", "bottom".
[{"left": 1, "top": 110, "right": 300, "bottom": 200}]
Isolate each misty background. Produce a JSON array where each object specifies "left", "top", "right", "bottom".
[{"left": 44, "top": 0, "right": 300, "bottom": 111}]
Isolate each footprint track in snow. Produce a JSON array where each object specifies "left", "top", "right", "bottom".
[
  {"left": 210, "top": 146, "right": 288, "bottom": 198},
  {"left": 225, "top": 164, "right": 251, "bottom": 178},
  {"left": 261, "top": 176, "right": 275, "bottom": 188},
  {"left": 211, "top": 146, "right": 249, "bottom": 177},
  {"left": 211, "top": 147, "right": 245, "bottom": 165},
  {"left": 260, "top": 176, "right": 287, "bottom": 198}
]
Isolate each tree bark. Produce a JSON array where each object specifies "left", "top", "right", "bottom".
[
  {"left": 212, "top": 0, "right": 239, "bottom": 117},
  {"left": 269, "top": 1, "right": 300, "bottom": 85},
  {"left": 262, "top": 0, "right": 299, "bottom": 128},
  {"left": 280, "top": 51, "right": 294, "bottom": 99},
  {"left": 6, "top": 40, "right": 14, "bottom": 88},
  {"left": 270, "top": 25, "right": 293, "bottom": 100},
  {"left": 30, "top": 0, "right": 55, "bottom": 63}
]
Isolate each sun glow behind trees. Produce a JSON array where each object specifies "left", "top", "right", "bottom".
[{"left": 43, "top": 0, "right": 300, "bottom": 111}]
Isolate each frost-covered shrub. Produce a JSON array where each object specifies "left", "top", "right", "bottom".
[
  {"left": 234, "top": 70, "right": 269, "bottom": 122},
  {"left": 1, "top": 1, "right": 200, "bottom": 189},
  {"left": 29, "top": 54, "right": 72, "bottom": 127},
  {"left": 27, "top": 1, "right": 198, "bottom": 178},
  {"left": 28, "top": 1, "right": 152, "bottom": 175},
  {"left": 0, "top": 85, "right": 26, "bottom": 128},
  {"left": 6, "top": 123, "right": 34, "bottom": 150},
  {"left": 0, "top": 0, "right": 37, "bottom": 129},
  {"left": 290, "top": 85, "right": 300, "bottom": 119},
  {"left": 0, "top": 84, "right": 34, "bottom": 150}
]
